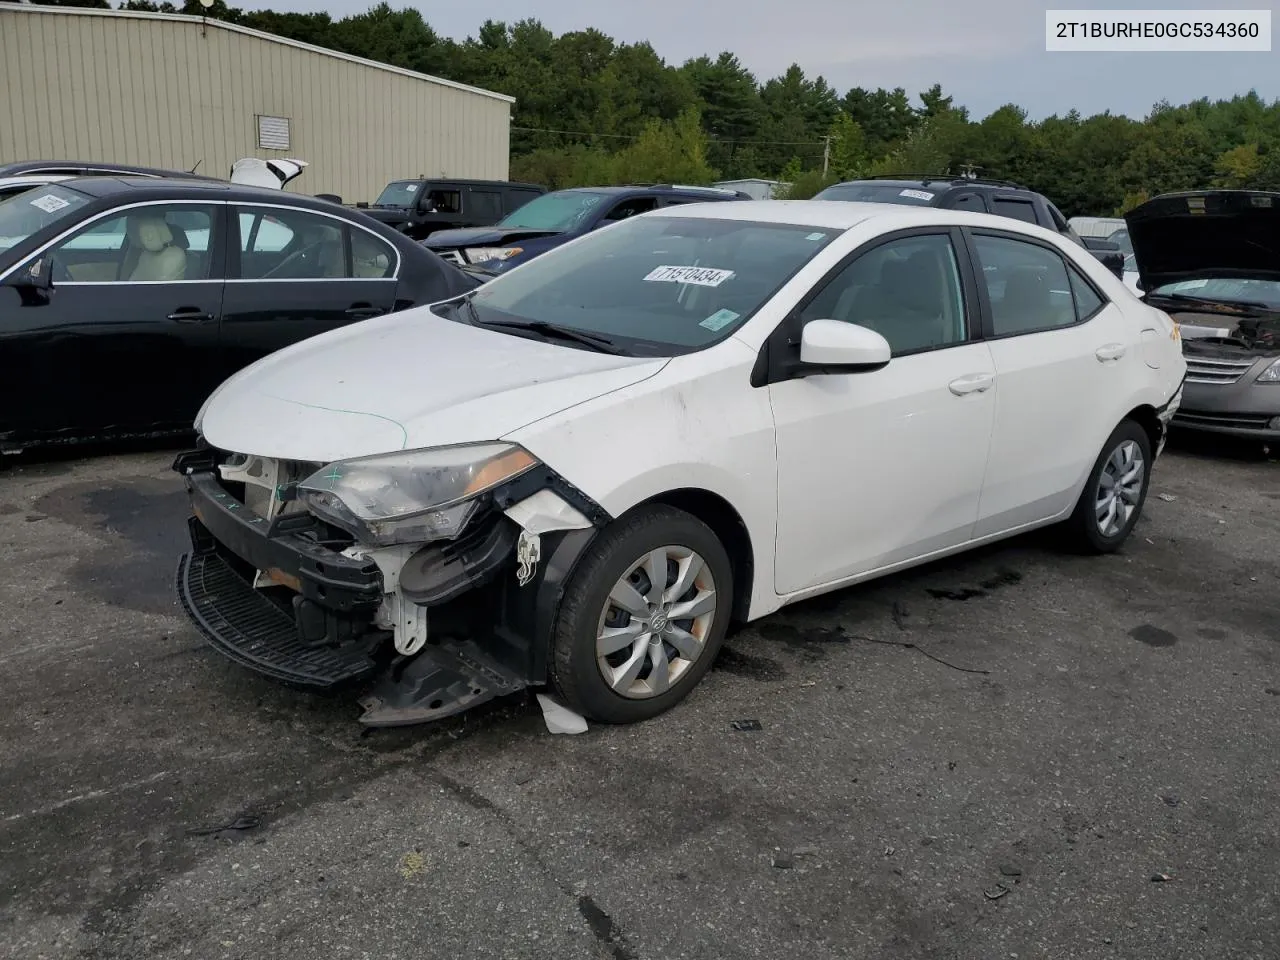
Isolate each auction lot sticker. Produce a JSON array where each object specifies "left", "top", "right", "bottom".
[
  {"left": 644, "top": 265, "right": 735, "bottom": 287},
  {"left": 30, "top": 194, "right": 71, "bottom": 213}
]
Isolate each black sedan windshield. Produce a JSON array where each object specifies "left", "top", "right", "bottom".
[
  {"left": 463, "top": 215, "right": 838, "bottom": 352},
  {"left": 0, "top": 184, "right": 92, "bottom": 253}
]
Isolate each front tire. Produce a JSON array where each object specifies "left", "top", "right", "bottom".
[
  {"left": 1065, "top": 419, "right": 1152, "bottom": 553},
  {"left": 549, "top": 505, "right": 733, "bottom": 724}
]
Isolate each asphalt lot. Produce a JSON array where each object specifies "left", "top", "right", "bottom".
[{"left": 0, "top": 435, "right": 1277, "bottom": 960}]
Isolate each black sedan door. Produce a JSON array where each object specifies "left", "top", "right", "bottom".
[
  {"left": 1, "top": 200, "right": 226, "bottom": 443},
  {"left": 218, "top": 204, "right": 401, "bottom": 382}
]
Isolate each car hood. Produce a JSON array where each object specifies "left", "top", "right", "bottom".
[
  {"left": 196, "top": 308, "right": 667, "bottom": 464},
  {"left": 362, "top": 206, "right": 412, "bottom": 224},
  {"left": 1125, "top": 190, "right": 1280, "bottom": 289},
  {"left": 422, "top": 227, "right": 560, "bottom": 248}
]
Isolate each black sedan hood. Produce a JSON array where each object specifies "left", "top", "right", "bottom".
[{"left": 1124, "top": 190, "right": 1280, "bottom": 290}]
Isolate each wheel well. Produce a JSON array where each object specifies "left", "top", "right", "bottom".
[
  {"left": 1124, "top": 404, "right": 1162, "bottom": 452},
  {"left": 634, "top": 488, "right": 754, "bottom": 623}
]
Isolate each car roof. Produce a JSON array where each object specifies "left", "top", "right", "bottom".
[
  {"left": 386, "top": 177, "right": 544, "bottom": 188},
  {"left": 827, "top": 176, "right": 1033, "bottom": 193},
  {"left": 0, "top": 159, "right": 206, "bottom": 179},
  {"left": 551, "top": 185, "right": 746, "bottom": 200},
  {"left": 52, "top": 175, "right": 344, "bottom": 210},
  {"left": 646, "top": 198, "right": 1071, "bottom": 237}
]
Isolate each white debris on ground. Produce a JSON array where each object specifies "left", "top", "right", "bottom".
[{"left": 536, "top": 694, "right": 588, "bottom": 735}]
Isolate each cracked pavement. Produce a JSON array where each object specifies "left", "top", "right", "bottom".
[{"left": 0, "top": 434, "right": 1277, "bottom": 960}]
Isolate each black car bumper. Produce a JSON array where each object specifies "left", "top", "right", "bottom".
[
  {"left": 177, "top": 464, "right": 389, "bottom": 690},
  {"left": 173, "top": 448, "right": 607, "bottom": 725}
]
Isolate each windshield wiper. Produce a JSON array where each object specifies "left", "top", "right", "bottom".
[
  {"left": 1154, "top": 292, "right": 1275, "bottom": 312},
  {"left": 471, "top": 317, "right": 626, "bottom": 355}
]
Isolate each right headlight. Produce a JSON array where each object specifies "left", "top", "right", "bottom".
[
  {"left": 297, "top": 442, "right": 539, "bottom": 547},
  {"left": 1256, "top": 358, "right": 1280, "bottom": 383}
]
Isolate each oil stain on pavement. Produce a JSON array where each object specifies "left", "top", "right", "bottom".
[{"left": 35, "top": 478, "right": 190, "bottom": 616}]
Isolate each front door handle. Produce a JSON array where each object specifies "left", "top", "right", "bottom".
[
  {"left": 1096, "top": 343, "right": 1127, "bottom": 362},
  {"left": 345, "top": 303, "right": 385, "bottom": 318},
  {"left": 167, "top": 308, "right": 214, "bottom": 323},
  {"left": 948, "top": 373, "right": 994, "bottom": 396}
]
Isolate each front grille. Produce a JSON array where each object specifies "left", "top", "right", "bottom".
[
  {"left": 438, "top": 249, "right": 465, "bottom": 265},
  {"left": 1184, "top": 356, "right": 1259, "bottom": 384}
]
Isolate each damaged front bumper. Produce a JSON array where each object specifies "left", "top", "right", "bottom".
[
  {"left": 173, "top": 446, "right": 607, "bottom": 726},
  {"left": 1153, "top": 376, "right": 1185, "bottom": 457}
]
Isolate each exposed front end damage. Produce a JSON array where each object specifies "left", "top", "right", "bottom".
[
  {"left": 173, "top": 445, "right": 609, "bottom": 726},
  {"left": 1172, "top": 313, "right": 1280, "bottom": 440}
]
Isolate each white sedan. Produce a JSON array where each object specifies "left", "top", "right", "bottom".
[{"left": 177, "top": 200, "right": 1187, "bottom": 727}]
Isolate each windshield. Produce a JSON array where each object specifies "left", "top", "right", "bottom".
[
  {"left": 813, "top": 183, "right": 940, "bottom": 205},
  {"left": 456, "top": 215, "right": 838, "bottom": 354},
  {"left": 496, "top": 190, "right": 609, "bottom": 232},
  {"left": 374, "top": 181, "right": 420, "bottom": 207},
  {"left": 1149, "top": 277, "right": 1280, "bottom": 309},
  {"left": 0, "top": 184, "right": 92, "bottom": 253}
]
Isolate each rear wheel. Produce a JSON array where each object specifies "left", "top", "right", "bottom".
[
  {"left": 550, "top": 505, "right": 733, "bottom": 724},
  {"left": 1065, "top": 419, "right": 1152, "bottom": 553}
]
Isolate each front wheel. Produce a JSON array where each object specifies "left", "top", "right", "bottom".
[
  {"left": 1064, "top": 419, "right": 1153, "bottom": 553},
  {"left": 549, "top": 505, "right": 733, "bottom": 724}
]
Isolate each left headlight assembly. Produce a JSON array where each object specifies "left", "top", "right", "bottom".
[
  {"left": 464, "top": 246, "right": 523, "bottom": 265},
  {"left": 1256, "top": 358, "right": 1280, "bottom": 383},
  {"left": 298, "top": 442, "right": 539, "bottom": 547}
]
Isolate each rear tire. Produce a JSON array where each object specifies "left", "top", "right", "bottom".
[
  {"left": 1064, "top": 419, "right": 1152, "bottom": 553},
  {"left": 549, "top": 505, "right": 733, "bottom": 724}
]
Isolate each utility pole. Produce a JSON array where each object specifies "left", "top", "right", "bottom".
[{"left": 821, "top": 135, "right": 833, "bottom": 177}]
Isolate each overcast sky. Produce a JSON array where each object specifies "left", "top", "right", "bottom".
[{"left": 237, "top": 0, "right": 1276, "bottom": 121}]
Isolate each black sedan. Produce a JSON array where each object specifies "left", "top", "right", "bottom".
[{"left": 0, "top": 177, "right": 479, "bottom": 453}]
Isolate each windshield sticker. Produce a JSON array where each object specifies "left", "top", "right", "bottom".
[
  {"left": 29, "top": 194, "right": 71, "bottom": 214},
  {"left": 899, "top": 189, "right": 935, "bottom": 201},
  {"left": 700, "top": 308, "right": 740, "bottom": 332},
  {"left": 644, "top": 265, "right": 735, "bottom": 287},
  {"left": 805, "top": 232, "right": 826, "bottom": 241}
]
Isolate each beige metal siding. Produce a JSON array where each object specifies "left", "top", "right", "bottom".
[{"left": 0, "top": 7, "right": 512, "bottom": 202}]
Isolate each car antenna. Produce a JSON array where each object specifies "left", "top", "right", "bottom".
[{"left": 189, "top": 159, "right": 203, "bottom": 174}]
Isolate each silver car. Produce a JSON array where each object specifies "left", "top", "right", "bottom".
[{"left": 1126, "top": 190, "right": 1280, "bottom": 442}]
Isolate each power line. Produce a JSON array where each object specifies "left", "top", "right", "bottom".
[{"left": 508, "top": 123, "right": 826, "bottom": 147}]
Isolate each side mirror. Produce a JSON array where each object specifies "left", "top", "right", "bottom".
[
  {"left": 798, "top": 319, "right": 891, "bottom": 372},
  {"left": 2, "top": 255, "right": 55, "bottom": 303}
]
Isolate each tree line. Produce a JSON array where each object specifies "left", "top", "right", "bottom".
[{"left": 42, "top": 0, "right": 1280, "bottom": 214}]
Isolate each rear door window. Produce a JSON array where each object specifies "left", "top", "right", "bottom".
[
  {"left": 599, "top": 196, "right": 658, "bottom": 224},
  {"left": 950, "top": 193, "right": 987, "bottom": 212},
  {"left": 468, "top": 189, "right": 503, "bottom": 221},
  {"left": 990, "top": 197, "right": 1038, "bottom": 224}
]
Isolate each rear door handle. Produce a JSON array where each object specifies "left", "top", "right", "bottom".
[
  {"left": 948, "top": 373, "right": 994, "bottom": 396},
  {"left": 167, "top": 308, "right": 214, "bottom": 323},
  {"left": 1096, "top": 343, "right": 1127, "bottom": 362},
  {"left": 345, "top": 303, "right": 385, "bottom": 318}
]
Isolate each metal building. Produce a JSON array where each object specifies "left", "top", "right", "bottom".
[{"left": 0, "top": 3, "right": 515, "bottom": 203}]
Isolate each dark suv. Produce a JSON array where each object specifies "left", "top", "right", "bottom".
[
  {"left": 814, "top": 175, "right": 1087, "bottom": 238},
  {"left": 422, "top": 183, "right": 752, "bottom": 276},
  {"left": 359, "top": 178, "right": 546, "bottom": 240},
  {"left": 811, "top": 176, "right": 1134, "bottom": 278}
]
